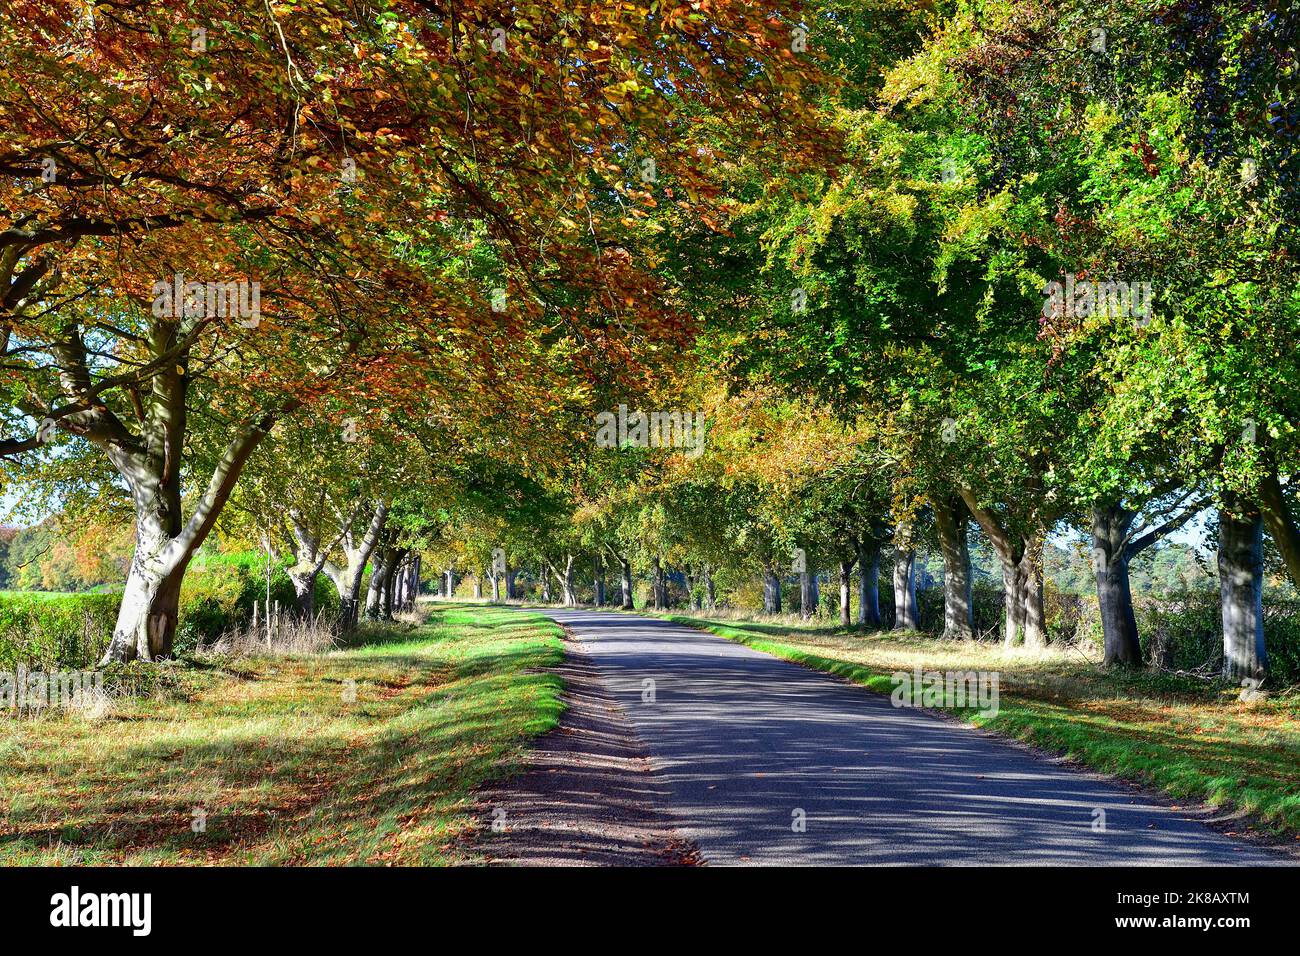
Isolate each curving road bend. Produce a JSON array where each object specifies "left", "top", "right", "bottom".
[{"left": 530, "top": 608, "right": 1290, "bottom": 866}]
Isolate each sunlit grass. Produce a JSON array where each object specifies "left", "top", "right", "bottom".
[{"left": 0, "top": 602, "right": 562, "bottom": 865}]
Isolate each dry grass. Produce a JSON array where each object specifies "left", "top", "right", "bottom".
[{"left": 0, "top": 602, "right": 563, "bottom": 865}]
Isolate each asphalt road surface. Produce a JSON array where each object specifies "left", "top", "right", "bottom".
[{"left": 532, "top": 608, "right": 1289, "bottom": 866}]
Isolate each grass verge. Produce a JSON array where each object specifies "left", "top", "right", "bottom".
[
  {"left": 0, "top": 601, "right": 562, "bottom": 865},
  {"left": 638, "top": 609, "right": 1300, "bottom": 840}
]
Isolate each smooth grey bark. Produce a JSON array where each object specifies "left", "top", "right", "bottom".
[
  {"left": 540, "top": 562, "right": 553, "bottom": 603},
  {"left": 1219, "top": 495, "right": 1268, "bottom": 680},
  {"left": 473, "top": 570, "right": 484, "bottom": 600},
  {"left": 1092, "top": 503, "right": 1142, "bottom": 666},
  {"left": 933, "top": 496, "right": 974, "bottom": 640},
  {"left": 281, "top": 507, "right": 343, "bottom": 619},
  {"left": 593, "top": 554, "right": 605, "bottom": 607},
  {"left": 323, "top": 500, "right": 389, "bottom": 630},
  {"left": 100, "top": 413, "right": 276, "bottom": 663},
  {"left": 957, "top": 489, "right": 1045, "bottom": 650},
  {"left": 856, "top": 537, "right": 881, "bottom": 628},
  {"left": 763, "top": 565, "right": 783, "bottom": 614},
  {"left": 551, "top": 555, "right": 577, "bottom": 606},
  {"left": 703, "top": 565, "right": 716, "bottom": 611},
  {"left": 1017, "top": 539, "right": 1046, "bottom": 649},
  {"left": 652, "top": 556, "right": 667, "bottom": 610},
  {"left": 1091, "top": 493, "right": 1203, "bottom": 666},
  {"left": 837, "top": 556, "right": 855, "bottom": 627},
  {"left": 892, "top": 546, "right": 919, "bottom": 631},
  {"left": 617, "top": 553, "right": 634, "bottom": 609},
  {"left": 444, "top": 567, "right": 455, "bottom": 600},
  {"left": 366, "top": 545, "right": 400, "bottom": 620},
  {"left": 490, "top": 570, "right": 501, "bottom": 602},
  {"left": 684, "top": 564, "right": 699, "bottom": 611},
  {"left": 1258, "top": 469, "right": 1300, "bottom": 591}
]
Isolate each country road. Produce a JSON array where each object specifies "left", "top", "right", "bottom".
[{"left": 523, "top": 608, "right": 1289, "bottom": 866}]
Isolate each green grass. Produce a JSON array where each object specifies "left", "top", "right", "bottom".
[
  {"left": 637, "top": 608, "right": 1300, "bottom": 840},
  {"left": 0, "top": 601, "right": 563, "bottom": 865}
]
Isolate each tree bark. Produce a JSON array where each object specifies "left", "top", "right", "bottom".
[
  {"left": 1219, "top": 494, "right": 1268, "bottom": 681},
  {"left": 856, "top": 537, "right": 881, "bottom": 628},
  {"left": 957, "top": 488, "right": 1046, "bottom": 651},
  {"left": 837, "top": 556, "right": 855, "bottom": 627},
  {"left": 593, "top": 554, "right": 605, "bottom": 607},
  {"left": 1258, "top": 469, "right": 1300, "bottom": 591},
  {"left": 366, "top": 546, "right": 399, "bottom": 621},
  {"left": 323, "top": 500, "right": 389, "bottom": 631},
  {"left": 1092, "top": 503, "right": 1142, "bottom": 666},
  {"left": 763, "top": 565, "right": 783, "bottom": 614},
  {"left": 1017, "top": 538, "right": 1046, "bottom": 650},
  {"left": 933, "top": 496, "right": 974, "bottom": 640},
  {"left": 100, "top": 415, "right": 275, "bottom": 663},
  {"left": 554, "top": 555, "right": 577, "bottom": 606},
  {"left": 703, "top": 565, "right": 716, "bottom": 611},
  {"left": 652, "top": 556, "right": 666, "bottom": 610},
  {"left": 618, "top": 556, "right": 634, "bottom": 609},
  {"left": 799, "top": 567, "right": 818, "bottom": 621},
  {"left": 892, "top": 546, "right": 919, "bottom": 631}
]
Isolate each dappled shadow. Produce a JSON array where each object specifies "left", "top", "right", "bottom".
[
  {"left": 474, "top": 640, "right": 698, "bottom": 866},
  {"left": 529, "top": 608, "right": 1292, "bottom": 866}
]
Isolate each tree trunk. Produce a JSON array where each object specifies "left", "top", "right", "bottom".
[
  {"left": 107, "top": 558, "right": 186, "bottom": 663},
  {"left": 1018, "top": 537, "right": 1046, "bottom": 650},
  {"left": 763, "top": 565, "right": 783, "bottom": 614},
  {"left": 617, "top": 555, "right": 633, "bottom": 609},
  {"left": 684, "top": 564, "right": 699, "bottom": 611},
  {"left": 490, "top": 570, "right": 501, "bottom": 602},
  {"left": 838, "top": 557, "right": 854, "bottom": 627},
  {"left": 444, "top": 568, "right": 455, "bottom": 600},
  {"left": 323, "top": 500, "right": 389, "bottom": 631},
  {"left": 1259, "top": 468, "right": 1300, "bottom": 591},
  {"left": 505, "top": 567, "right": 517, "bottom": 600},
  {"left": 474, "top": 570, "right": 484, "bottom": 600},
  {"left": 366, "top": 547, "right": 397, "bottom": 620},
  {"left": 558, "top": 555, "right": 577, "bottom": 606},
  {"left": 857, "top": 538, "right": 881, "bottom": 628},
  {"left": 892, "top": 547, "right": 919, "bottom": 631},
  {"left": 652, "top": 556, "right": 666, "bottom": 610},
  {"left": 799, "top": 568, "right": 817, "bottom": 621},
  {"left": 1092, "top": 503, "right": 1142, "bottom": 666},
  {"left": 703, "top": 566, "right": 716, "bottom": 611},
  {"left": 99, "top": 414, "right": 274, "bottom": 663},
  {"left": 1219, "top": 495, "right": 1268, "bottom": 681},
  {"left": 957, "top": 488, "right": 1049, "bottom": 652},
  {"left": 593, "top": 554, "right": 605, "bottom": 607},
  {"left": 541, "top": 563, "right": 553, "bottom": 603},
  {"left": 934, "top": 496, "right": 974, "bottom": 640}
]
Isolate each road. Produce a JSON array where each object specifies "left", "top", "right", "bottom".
[{"left": 532, "top": 608, "right": 1288, "bottom": 866}]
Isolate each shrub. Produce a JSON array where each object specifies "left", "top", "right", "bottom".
[
  {"left": 0, "top": 551, "right": 343, "bottom": 670},
  {"left": 0, "top": 593, "right": 119, "bottom": 670}
]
